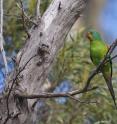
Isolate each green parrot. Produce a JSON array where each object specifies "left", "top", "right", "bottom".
[{"left": 86, "top": 30, "right": 117, "bottom": 108}]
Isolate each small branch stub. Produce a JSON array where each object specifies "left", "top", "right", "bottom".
[{"left": 58, "top": 1, "right": 62, "bottom": 10}]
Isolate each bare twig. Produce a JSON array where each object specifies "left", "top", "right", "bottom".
[
  {"left": 66, "top": 93, "right": 97, "bottom": 104},
  {"left": 106, "top": 54, "right": 117, "bottom": 63},
  {"left": 16, "top": 0, "right": 38, "bottom": 38},
  {"left": 4, "top": 12, "right": 21, "bottom": 19},
  {"left": 16, "top": 1, "right": 30, "bottom": 38},
  {"left": 16, "top": 2, "right": 37, "bottom": 26},
  {"left": 17, "top": 0, "right": 37, "bottom": 25},
  {"left": 36, "top": 0, "right": 41, "bottom": 19},
  {"left": 0, "top": 0, "right": 8, "bottom": 75}
]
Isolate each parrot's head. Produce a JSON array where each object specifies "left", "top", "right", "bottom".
[{"left": 86, "top": 30, "right": 102, "bottom": 42}]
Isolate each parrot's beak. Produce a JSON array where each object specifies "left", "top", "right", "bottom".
[{"left": 86, "top": 32, "right": 92, "bottom": 41}]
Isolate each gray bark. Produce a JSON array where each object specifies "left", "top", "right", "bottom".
[{"left": 0, "top": 0, "right": 87, "bottom": 124}]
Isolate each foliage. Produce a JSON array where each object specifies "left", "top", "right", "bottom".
[
  {"left": 46, "top": 30, "right": 117, "bottom": 124},
  {"left": 3, "top": 0, "right": 51, "bottom": 53},
  {"left": 2, "top": 1, "right": 117, "bottom": 124},
  {"left": 28, "top": 0, "right": 51, "bottom": 15}
]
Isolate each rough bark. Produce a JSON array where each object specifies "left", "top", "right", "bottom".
[{"left": 0, "top": 0, "right": 87, "bottom": 124}]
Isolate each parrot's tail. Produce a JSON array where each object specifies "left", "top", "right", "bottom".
[{"left": 103, "top": 74, "right": 117, "bottom": 109}]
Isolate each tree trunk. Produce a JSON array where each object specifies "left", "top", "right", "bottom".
[{"left": 0, "top": 0, "right": 87, "bottom": 123}]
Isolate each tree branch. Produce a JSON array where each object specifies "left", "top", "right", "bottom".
[
  {"left": 36, "top": 0, "right": 41, "bottom": 19},
  {"left": 15, "top": 86, "right": 97, "bottom": 99},
  {"left": 0, "top": 0, "right": 88, "bottom": 123}
]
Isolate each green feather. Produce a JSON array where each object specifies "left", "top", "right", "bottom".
[{"left": 88, "top": 30, "right": 102, "bottom": 41}]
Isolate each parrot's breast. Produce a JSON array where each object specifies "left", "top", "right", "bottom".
[{"left": 90, "top": 40, "right": 108, "bottom": 65}]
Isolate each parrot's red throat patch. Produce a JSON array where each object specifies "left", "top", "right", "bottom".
[{"left": 86, "top": 32, "right": 93, "bottom": 41}]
